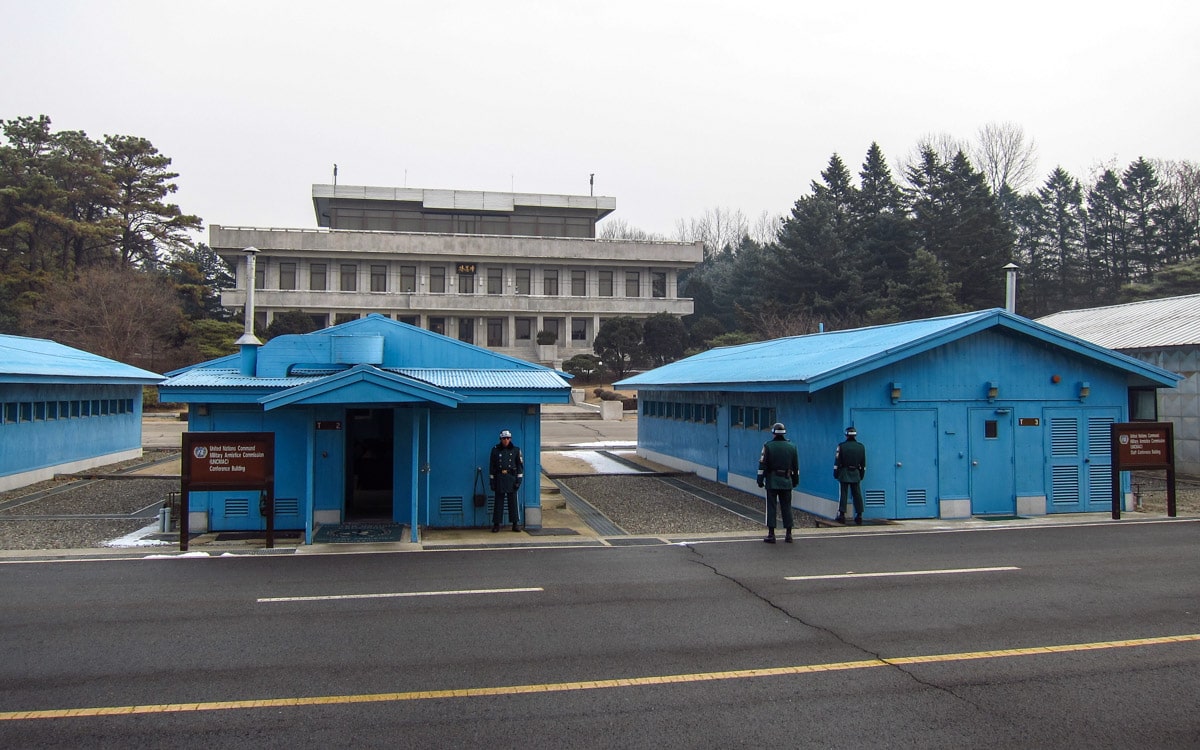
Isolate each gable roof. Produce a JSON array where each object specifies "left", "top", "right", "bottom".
[
  {"left": 1036, "top": 294, "right": 1200, "bottom": 349},
  {"left": 159, "top": 314, "right": 570, "bottom": 405},
  {"left": 616, "top": 309, "right": 1180, "bottom": 392},
  {"left": 0, "top": 334, "right": 163, "bottom": 384}
]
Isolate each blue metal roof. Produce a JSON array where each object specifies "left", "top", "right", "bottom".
[
  {"left": 0, "top": 334, "right": 163, "bottom": 384},
  {"left": 397, "top": 369, "right": 569, "bottom": 390},
  {"left": 617, "top": 309, "right": 1181, "bottom": 391},
  {"left": 158, "top": 315, "right": 571, "bottom": 405}
]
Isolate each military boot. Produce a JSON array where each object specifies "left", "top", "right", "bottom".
[{"left": 763, "top": 529, "right": 776, "bottom": 544}]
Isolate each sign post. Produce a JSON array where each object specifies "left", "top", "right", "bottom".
[
  {"left": 1109, "top": 422, "right": 1175, "bottom": 520},
  {"left": 180, "top": 432, "right": 275, "bottom": 551}
]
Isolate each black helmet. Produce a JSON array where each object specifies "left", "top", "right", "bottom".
[
  {"left": 845, "top": 426, "right": 857, "bottom": 436},
  {"left": 772, "top": 422, "right": 786, "bottom": 435}
]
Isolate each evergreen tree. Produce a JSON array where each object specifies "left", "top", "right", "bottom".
[
  {"left": 1032, "top": 167, "right": 1087, "bottom": 313},
  {"left": 641, "top": 312, "right": 687, "bottom": 365},
  {"left": 105, "top": 134, "right": 202, "bottom": 270},
  {"left": 593, "top": 316, "right": 644, "bottom": 379},
  {"left": 907, "top": 149, "right": 1013, "bottom": 310},
  {"left": 855, "top": 143, "right": 914, "bottom": 307},
  {"left": 1085, "top": 168, "right": 1128, "bottom": 296},
  {"left": 1120, "top": 157, "right": 1162, "bottom": 282}
]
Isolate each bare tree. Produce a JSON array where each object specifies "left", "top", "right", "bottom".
[
  {"left": 971, "top": 121, "right": 1039, "bottom": 194},
  {"left": 1151, "top": 158, "right": 1200, "bottom": 229},
  {"left": 22, "top": 266, "right": 185, "bottom": 369},
  {"left": 749, "top": 210, "right": 783, "bottom": 246},
  {"left": 735, "top": 302, "right": 849, "bottom": 338},
  {"left": 899, "top": 132, "right": 968, "bottom": 186},
  {"left": 597, "top": 217, "right": 662, "bottom": 241},
  {"left": 674, "top": 207, "right": 750, "bottom": 258}
]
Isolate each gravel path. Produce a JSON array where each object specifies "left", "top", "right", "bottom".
[
  {"left": 0, "top": 453, "right": 178, "bottom": 550},
  {"left": 560, "top": 474, "right": 819, "bottom": 535}
]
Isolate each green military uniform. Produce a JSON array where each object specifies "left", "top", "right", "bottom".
[
  {"left": 757, "top": 423, "right": 799, "bottom": 543},
  {"left": 834, "top": 428, "right": 866, "bottom": 524}
]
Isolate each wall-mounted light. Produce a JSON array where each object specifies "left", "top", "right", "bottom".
[
  {"left": 890, "top": 381, "right": 902, "bottom": 404},
  {"left": 987, "top": 381, "right": 999, "bottom": 402},
  {"left": 1078, "top": 381, "right": 1090, "bottom": 401}
]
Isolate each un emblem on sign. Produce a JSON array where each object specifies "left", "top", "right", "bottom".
[{"left": 193, "top": 446, "right": 208, "bottom": 459}]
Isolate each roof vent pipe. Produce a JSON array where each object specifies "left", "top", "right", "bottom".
[
  {"left": 1003, "top": 263, "right": 1019, "bottom": 314},
  {"left": 236, "top": 246, "right": 263, "bottom": 376}
]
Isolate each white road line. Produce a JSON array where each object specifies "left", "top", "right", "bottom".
[
  {"left": 786, "top": 566, "right": 1019, "bottom": 581},
  {"left": 258, "top": 586, "right": 543, "bottom": 603}
]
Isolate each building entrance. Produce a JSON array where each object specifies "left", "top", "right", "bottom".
[{"left": 345, "top": 408, "right": 394, "bottom": 520}]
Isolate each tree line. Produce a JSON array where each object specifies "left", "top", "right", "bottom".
[
  {"left": 5, "top": 115, "right": 1198, "bottom": 379},
  {"left": 0, "top": 116, "right": 238, "bottom": 373},
  {"left": 674, "top": 129, "right": 1200, "bottom": 342}
]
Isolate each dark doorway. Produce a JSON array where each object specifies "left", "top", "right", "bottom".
[{"left": 345, "top": 408, "right": 394, "bottom": 520}]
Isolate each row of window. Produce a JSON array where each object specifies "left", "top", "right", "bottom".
[
  {"left": 1, "top": 398, "right": 135, "bottom": 425},
  {"left": 263, "top": 312, "right": 599, "bottom": 348},
  {"left": 732, "top": 405, "right": 779, "bottom": 430},
  {"left": 326, "top": 208, "right": 596, "bottom": 239},
  {"left": 641, "top": 401, "right": 778, "bottom": 430},
  {"left": 255, "top": 262, "right": 670, "bottom": 298},
  {"left": 643, "top": 401, "right": 718, "bottom": 424}
]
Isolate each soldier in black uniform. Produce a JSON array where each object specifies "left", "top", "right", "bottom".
[
  {"left": 757, "top": 422, "right": 799, "bottom": 543},
  {"left": 489, "top": 429, "right": 524, "bottom": 532},
  {"left": 834, "top": 426, "right": 866, "bottom": 525}
]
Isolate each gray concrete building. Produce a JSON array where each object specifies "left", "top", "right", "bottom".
[
  {"left": 214, "top": 184, "right": 703, "bottom": 367},
  {"left": 1038, "top": 294, "right": 1200, "bottom": 476}
]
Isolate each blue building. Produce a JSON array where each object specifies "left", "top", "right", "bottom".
[
  {"left": 158, "top": 315, "right": 570, "bottom": 541},
  {"left": 0, "top": 334, "right": 162, "bottom": 492},
  {"left": 617, "top": 310, "right": 1181, "bottom": 520}
]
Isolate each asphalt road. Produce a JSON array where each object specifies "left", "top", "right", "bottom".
[{"left": 1, "top": 519, "right": 1197, "bottom": 748}]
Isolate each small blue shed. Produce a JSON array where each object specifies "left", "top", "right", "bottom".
[
  {"left": 0, "top": 334, "right": 163, "bottom": 491},
  {"left": 158, "top": 315, "right": 570, "bottom": 541},
  {"left": 617, "top": 310, "right": 1181, "bottom": 520}
]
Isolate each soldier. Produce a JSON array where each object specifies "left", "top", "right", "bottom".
[
  {"left": 757, "top": 422, "right": 799, "bottom": 543},
  {"left": 834, "top": 426, "right": 866, "bottom": 525},
  {"left": 489, "top": 429, "right": 524, "bottom": 532}
]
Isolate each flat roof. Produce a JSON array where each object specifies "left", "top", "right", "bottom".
[{"left": 312, "top": 184, "right": 616, "bottom": 225}]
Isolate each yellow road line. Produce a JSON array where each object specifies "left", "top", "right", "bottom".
[{"left": 2, "top": 633, "right": 1197, "bottom": 722}]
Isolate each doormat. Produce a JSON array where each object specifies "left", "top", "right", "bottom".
[{"left": 313, "top": 523, "right": 407, "bottom": 543}]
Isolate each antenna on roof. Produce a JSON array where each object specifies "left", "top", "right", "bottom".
[
  {"left": 333, "top": 163, "right": 338, "bottom": 188},
  {"left": 590, "top": 173, "right": 594, "bottom": 196}
]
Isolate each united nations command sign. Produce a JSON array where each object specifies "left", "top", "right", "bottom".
[{"left": 181, "top": 432, "right": 276, "bottom": 550}]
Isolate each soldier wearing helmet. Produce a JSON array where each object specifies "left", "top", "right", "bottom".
[
  {"left": 489, "top": 429, "right": 524, "bottom": 532},
  {"left": 834, "top": 426, "right": 866, "bottom": 525},
  {"left": 757, "top": 422, "right": 799, "bottom": 543}
]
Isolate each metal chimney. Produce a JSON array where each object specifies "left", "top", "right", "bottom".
[
  {"left": 236, "top": 246, "right": 263, "bottom": 376},
  {"left": 1003, "top": 263, "right": 1019, "bottom": 314}
]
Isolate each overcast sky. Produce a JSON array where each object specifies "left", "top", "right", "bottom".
[{"left": 4, "top": 1, "right": 1198, "bottom": 240}]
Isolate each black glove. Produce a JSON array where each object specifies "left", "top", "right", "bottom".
[
  {"left": 513, "top": 481, "right": 521, "bottom": 491},
  {"left": 792, "top": 478, "right": 799, "bottom": 488},
  {"left": 756, "top": 477, "right": 764, "bottom": 488},
  {"left": 833, "top": 470, "right": 839, "bottom": 480},
  {"left": 859, "top": 469, "right": 865, "bottom": 479},
  {"left": 489, "top": 480, "right": 496, "bottom": 492}
]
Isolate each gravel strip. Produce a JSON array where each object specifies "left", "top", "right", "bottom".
[
  {"left": 0, "top": 478, "right": 177, "bottom": 517},
  {"left": 559, "top": 475, "right": 818, "bottom": 535},
  {"left": 0, "top": 519, "right": 152, "bottom": 550}
]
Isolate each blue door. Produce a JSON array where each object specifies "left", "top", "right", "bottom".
[
  {"left": 716, "top": 405, "right": 730, "bottom": 483},
  {"left": 1044, "top": 408, "right": 1120, "bottom": 512},
  {"left": 969, "top": 408, "right": 1015, "bottom": 515},
  {"left": 853, "top": 409, "right": 938, "bottom": 519}
]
